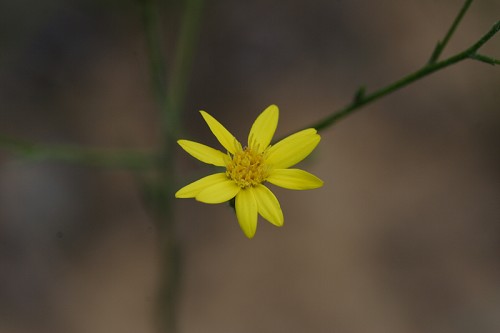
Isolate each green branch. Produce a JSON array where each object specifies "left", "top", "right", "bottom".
[
  {"left": 469, "top": 53, "right": 500, "bottom": 65},
  {"left": 428, "top": 0, "right": 473, "bottom": 64},
  {"left": 309, "top": 19, "right": 499, "bottom": 133}
]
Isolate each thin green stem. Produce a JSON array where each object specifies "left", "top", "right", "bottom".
[
  {"left": 140, "top": 1, "right": 204, "bottom": 333},
  {"left": 469, "top": 53, "right": 500, "bottom": 65},
  {"left": 166, "top": 0, "right": 204, "bottom": 139},
  {"left": 0, "top": 134, "right": 156, "bottom": 169},
  {"left": 140, "top": 1, "right": 176, "bottom": 332},
  {"left": 308, "top": 20, "right": 499, "bottom": 133},
  {"left": 156, "top": 0, "right": 204, "bottom": 329},
  {"left": 141, "top": 0, "right": 168, "bottom": 113},
  {"left": 428, "top": 0, "right": 474, "bottom": 64}
]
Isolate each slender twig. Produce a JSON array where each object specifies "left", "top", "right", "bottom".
[
  {"left": 469, "top": 53, "right": 500, "bottom": 65},
  {"left": 428, "top": 0, "right": 474, "bottom": 64},
  {"left": 307, "top": 20, "right": 499, "bottom": 133},
  {"left": 0, "top": 134, "right": 156, "bottom": 169}
]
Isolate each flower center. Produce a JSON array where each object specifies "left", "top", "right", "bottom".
[{"left": 226, "top": 147, "right": 269, "bottom": 188}]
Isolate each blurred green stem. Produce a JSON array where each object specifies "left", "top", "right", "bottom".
[
  {"left": 166, "top": 0, "right": 204, "bottom": 139},
  {"left": 142, "top": 0, "right": 168, "bottom": 111},
  {"left": 0, "top": 134, "right": 156, "bottom": 169},
  {"left": 141, "top": 0, "right": 204, "bottom": 333}
]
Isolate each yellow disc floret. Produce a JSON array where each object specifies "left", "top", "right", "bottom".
[{"left": 226, "top": 147, "right": 269, "bottom": 188}]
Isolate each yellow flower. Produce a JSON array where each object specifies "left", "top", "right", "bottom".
[{"left": 175, "top": 105, "right": 323, "bottom": 238}]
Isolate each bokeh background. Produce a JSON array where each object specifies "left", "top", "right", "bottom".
[{"left": 1, "top": 0, "right": 499, "bottom": 332}]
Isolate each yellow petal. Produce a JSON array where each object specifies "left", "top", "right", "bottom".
[
  {"left": 248, "top": 104, "right": 279, "bottom": 153},
  {"left": 200, "top": 111, "right": 238, "bottom": 154},
  {"left": 196, "top": 178, "right": 240, "bottom": 203},
  {"left": 178, "top": 140, "right": 227, "bottom": 166},
  {"left": 253, "top": 184, "right": 283, "bottom": 227},
  {"left": 235, "top": 188, "right": 258, "bottom": 238},
  {"left": 175, "top": 173, "right": 228, "bottom": 198},
  {"left": 266, "top": 129, "right": 320, "bottom": 169},
  {"left": 267, "top": 168, "right": 324, "bottom": 190}
]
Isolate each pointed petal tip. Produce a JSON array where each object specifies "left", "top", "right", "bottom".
[
  {"left": 272, "top": 216, "right": 284, "bottom": 227},
  {"left": 302, "top": 128, "right": 319, "bottom": 136},
  {"left": 175, "top": 189, "right": 191, "bottom": 198},
  {"left": 240, "top": 222, "right": 257, "bottom": 238},
  {"left": 243, "top": 230, "right": 256, "bottom": 239},
  {"left": 262, "top": 104, "right": 279, "bottom": 119},
  {"left": 177, "top": 139, "right": 189, "bottom": 147},
  {"left": 198, "top": 110, "right": 210, "bottom": 121},
  {"left": 312, "top": 179, "right": 325, "bottom": 190},
  {"left": 266, "top": 104, "right": 279, "bottom": 113}
]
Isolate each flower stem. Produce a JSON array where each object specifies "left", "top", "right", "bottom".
[{"left": 308, "top": 20, "right": 499, "bottom": 133}]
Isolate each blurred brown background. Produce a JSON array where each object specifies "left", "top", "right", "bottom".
[{"left": 1, "top": 0, "right": 499, "bottom": 332}]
